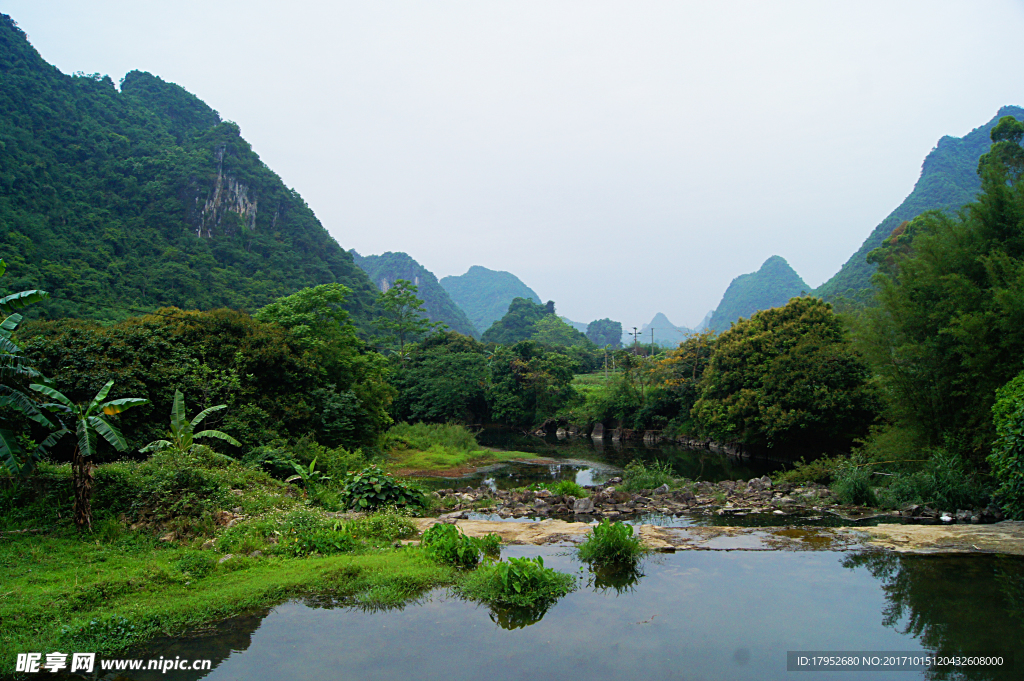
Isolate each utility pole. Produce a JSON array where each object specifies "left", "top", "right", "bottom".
[
  {"left": 650, "top": 328, "right": 655, "bottom": 357},
  {"left": 632, "top": 327, "right": 640, "bottom": 354}
]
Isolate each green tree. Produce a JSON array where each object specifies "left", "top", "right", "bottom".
[
  {"left": 693, "top": 297, "right": 879, "bottom": 451},
  {"left": 0, "top": 259, "right": 61, "bottom": 475},
  {"left": 390, "top": 332, "right": 490, "bottom": 423},
  {"left": 586, "top": 319, "right": 622, "bottom": 348},
  {"left": 858, "top": 116, "right": 1024, "bottom": 459},
  {"left": 990, "top": 370, "right": 1024, "bottom": 519},
  {"left": 140, "top": 389, "right": 241, "bottom": 456},
  {"left": 32, "top": 380, "right": 148, "bottom": 530},
  {"left": 486, "top": 341, "right": 576, "bottom": 427},
  {"left": 374, "top": 280, "right": 443, "bottom": 357}
]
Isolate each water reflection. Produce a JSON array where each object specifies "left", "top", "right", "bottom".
[
  {"left": 844, "top": 552, "right": 1024, "bottom": 680},
  {"left": 587, "top": 561, "right": 645, "bottom": 594},
  {"left": 112, "top": 550, "right": 1024, "bottom": 681}
]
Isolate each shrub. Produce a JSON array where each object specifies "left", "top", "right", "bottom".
[
  {"left": 576, "top": 519, "right": 645, "bottom": 564},
  {"left": 458, "top": 556, "right": 576, "bottom": 608},
  {"left": 175, "top": 552, "right": 216, "bottom": 579},
  {"left": 876, "top": 451, "right": 990, "bottom": 511},
  {"left": 421, "top": 522, "right": 499, "bottom": 567},
  {"left": 990, "top": 370, "right": 1024, "bottom": 519},
  {"left": 385, "top": 422, "right": 479, "bottom": 453},
  {"left": 273, "top": 526, "right": 359, "bottom": 557},
  {"left": 340, "top": 464, "right": 424, "bottom": 511},
  {"left": 345, "top": 510, "right": 418, "bottom": 542},
  {"left": 621, "top": 459, "right": 675, "bottom": 492},
  {"left": 830, "top": 464, "right": 878, "bottom": 506},
  {"left": 527, "top": 480, "right": 588, "bottom": 497},
  {"left": 772, "top": 456, "right": 845, "bottom": 486}
]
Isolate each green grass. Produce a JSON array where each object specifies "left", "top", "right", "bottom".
[
  {"left": 0, "top": 525, "right": 456, "bottom": 668},
  {"left": 384, "top": 422, "right": 538, "bottom": 473},
  {"left": 576, "top": 520, "right": 646, "bottom": 564},
  {"left": 524, "top": 480, "right": 590, "bottom": 497},
  {"left": 621, "top": 459, "right": 676, "bottom": 492}
]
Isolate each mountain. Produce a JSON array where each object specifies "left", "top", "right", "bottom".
[
  {"left": 560, "top": 317, "right": 588, "bottom": 333},
  {"left": 694, "top": 310, "right": 713, "bottom": 333},
  {"left": 816, "top": 106, "right": 1024, "bottom": 302},
  {"left": 639, "top": 312, "right": 691, "bottom": 347},
  {"left": 351, "top": 251, "right": 478, "bottom": 337},
  {"left": 481, "top": 297, "right": 590, "bottom": 347},
  {"left": 0, "top": 14, "right": 379, "bottom": 326},
  {"left": 440, "top": 266, "right": 541, "bottom": 336},
  {"left": 708, "top": 255, "right": 808, "bottom": 332}
]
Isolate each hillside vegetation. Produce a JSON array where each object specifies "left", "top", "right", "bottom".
[
  {"left": 440, "top": 265, "right": 541, "bottom": 335},
  {"left": 708, "top": 256, "right": 808, "bottom": 332},
  {"left": 352, "top": 250, "right": 478, "bottom": 337},
  {"left": 816, "top": 106, "right": 1024, "bottom": 303},
  {"left": 0, "top": 15, "right": 378, "bottom": 326}
]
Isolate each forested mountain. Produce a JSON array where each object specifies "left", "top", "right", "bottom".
[
  {"left": 816, "top": 106, "right": 1024, "bottom": 302},
  {"left": 0, "top": 14, "right": 379, "bottom": 325},
  {"left": 639, "top": 312, "right": 691, "bottom": 347},
  {"left": 440, "top": 265, "right": 541, "bottom": 335},
  {"left": 351, "top": 250, "right": 478, "bottom": 337},
  {"left": 481, "top": 298, "right": 591, "bottom": 347},
  {"left": 708, "top": 255, "right": 808, "bottom": 332}
]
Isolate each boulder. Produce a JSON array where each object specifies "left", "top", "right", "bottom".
[
  {"left": 573, "top": 497, "right": 595, "bottom": 514},
  {"left": 654, "top": 483, "right": 670, "bottom": 495}
]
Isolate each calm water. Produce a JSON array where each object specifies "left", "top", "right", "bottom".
[
  {"left": 116, "top": 548, "right": 1024, "bottom": 681},
  {"left": 417, "top": 428, "right": 783, "bottom": 491}
]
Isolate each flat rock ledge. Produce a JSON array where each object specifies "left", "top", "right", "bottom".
[{"left": 411, "top": 518, "right": 1024, "bottom": 555}]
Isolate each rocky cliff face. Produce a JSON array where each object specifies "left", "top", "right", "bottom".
[{"left": 196, "top": 145, "right": 259, "bottom": 238}]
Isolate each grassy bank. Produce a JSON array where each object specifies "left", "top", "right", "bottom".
[
  {"left": 0, "top": 449, "right": 463, "bottom": 668},
  {"left": 384, "top": 422, "right": 540, "bottom": 475},
  {"left": 0, "top": 527, "right": 456, "bottom": 668}
]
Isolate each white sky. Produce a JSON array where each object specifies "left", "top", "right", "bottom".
[{"left": 7, "top": 1, "right": 1024, "bottom": 328}]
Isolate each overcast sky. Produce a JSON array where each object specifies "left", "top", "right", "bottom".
[{"left": 8, "top": 1, "right": 1024, "bottom": 328}]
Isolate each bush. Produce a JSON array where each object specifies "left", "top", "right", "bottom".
[
  {"left": 272, "top": 526, "right": 359, "bottom": 557},
  {"left": 621, "top": 459, "right": 675, "bottom": 492},
  {"left": 576, "top": 520, "right": 645, "bottom": 564},
  {"left": 385, "top": 422, "right": 480, "bottom": 453},
  {"left": 990, "top": 370, "right": 1024, "bottom": 519},
  {"left": 174, "top": 552, "right": 215, "bottom": 579},
  {"left": 345, "top": 510, "right": 417, "bottom": 542},
  {"left": 830, "top": 464, "right": 878, "bottom": 506},
  {"left": 421, "top": 522, "right": 499, "bottom": 567},
  {"left": 772, "top": 456, "right": 845, "bottom": 486},
  {"left": 458, "top": 556, "right": 576, "bottom": 608},
  {"left": 340, "top": 465, "right": 425, "bottom": 511},
  {"left": 527, "top": 480, "right": 589, "bottom": 497},
  {"left": 876, "top": 451, "right": 990, "bottom": 511},
  {"left": 244, "top": 438, "right": 367, "bottom": 481}
]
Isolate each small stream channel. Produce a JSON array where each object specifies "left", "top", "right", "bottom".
[{"left": 115, "top": 547, "right": 1023, "bottom": 681}]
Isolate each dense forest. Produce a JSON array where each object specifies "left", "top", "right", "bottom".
[
  {"left": 708, "top": 255, "right": 808, "bottom": 332},
  {"left": 0, "top": 16, "right": 379, "bottom": 328},
  {"left": 351, "top": 250, "right": 478, "bottom": 337}
]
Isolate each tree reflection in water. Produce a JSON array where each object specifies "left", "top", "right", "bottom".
[{"left": 844, "top": 552, "right": 1024, "bottom": 680}]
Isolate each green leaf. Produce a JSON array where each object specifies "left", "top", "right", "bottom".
[
  {"left": 193, "top": 429, "right": 241, "bottom": 447},
  {"left": 0, "top": 290, "right": 49, "bottom": 316},
  {"left": 189, "top": 403, "right": 227, "bottom": 429},
  {"left": 30, "top": 383, "right": 75, "bottom": 409},
  {"left": 101, "top": 397, "right": 149, "bottom": 416},
  {"left": 0, "top": 428, "right": 25, "bottom": 476},
  {"left": 87, "top": 380, "right": 115, "bottom": 414},
  {"left": 88, "top": 415, "right": 128, "bottom": 451}
]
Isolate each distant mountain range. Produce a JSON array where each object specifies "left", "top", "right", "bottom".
[
  {"left": 440, "top": 266, "right": 542, "bottom": 336},
  {"left": 350, "top": 251, "right": 478, "bottom": 337}
]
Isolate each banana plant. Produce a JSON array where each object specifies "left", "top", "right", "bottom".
[
  {"left": 140, "top": 389, "right": 241, "bottom": 456},
  {"left": 0, "top": 258, "right": 59, "bottom": 476},
  {"left": 31, "top": 379, "right": 148, "bottom": 531},
  {"left": 285, "top": 456, "right": 332, "bottom": 487}
]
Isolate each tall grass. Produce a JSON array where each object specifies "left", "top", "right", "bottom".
[
  {"left": 576, "top": 519, "right": 646, "bottom": 564},
  {"left": 621, "top": 459, "right": 676, "bottom": 492},
  {"left": 386, "top": 422, "right": 479, "bottom": 452}
]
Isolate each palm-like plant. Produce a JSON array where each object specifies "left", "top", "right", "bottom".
[
  {"left": 0, "top": 258, "right": 63, "bottom": 476},
  {"left": 140, "top": 389, "right": 241, "bottom": 456},
  {"left": 31, "top": 380, "right": 148, "bottom": 530}
]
